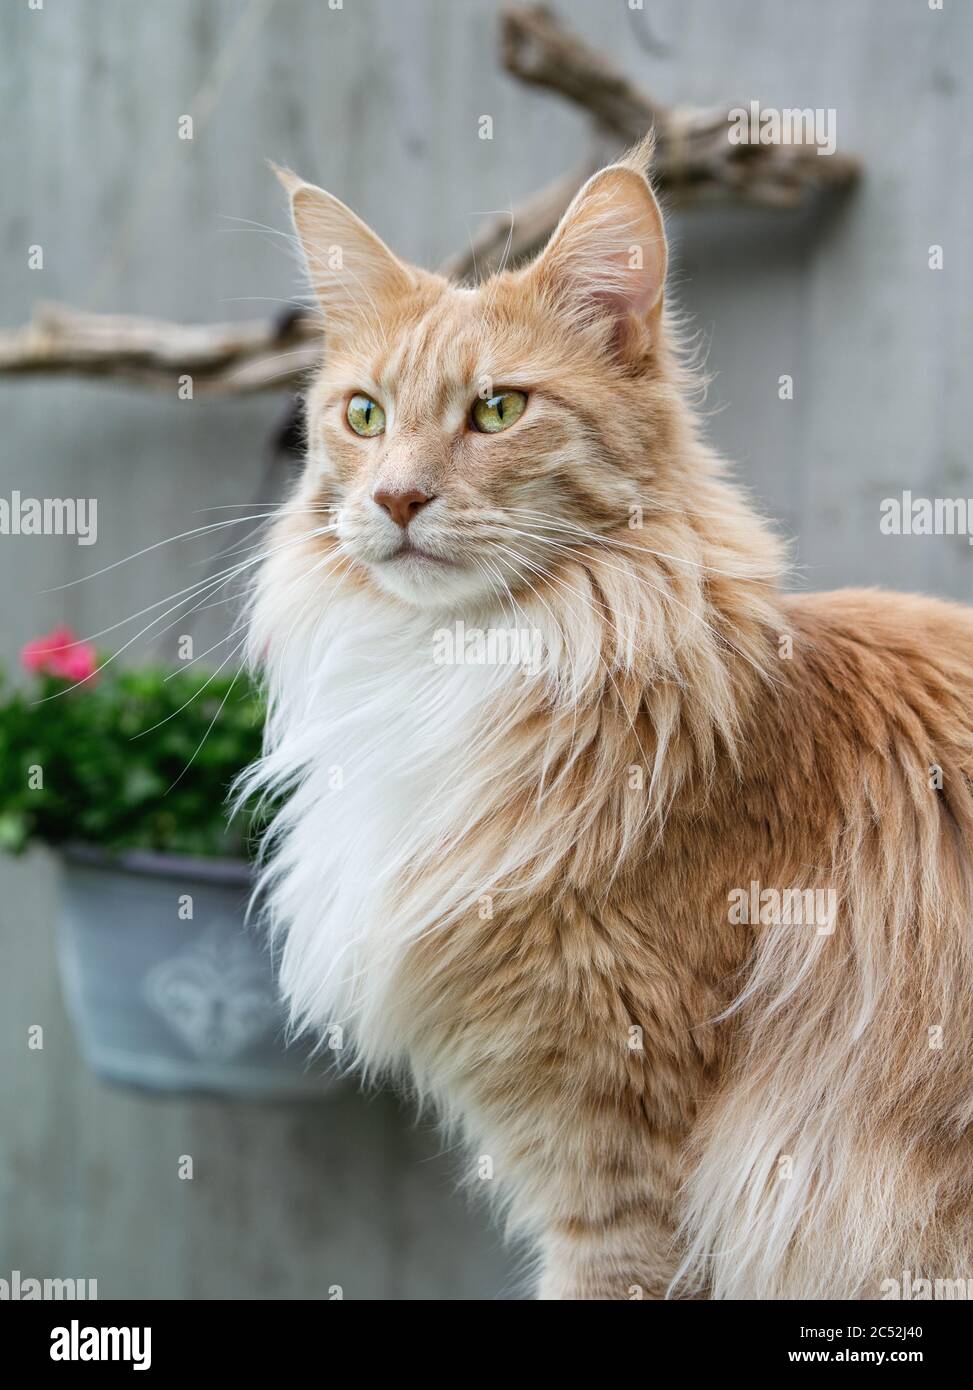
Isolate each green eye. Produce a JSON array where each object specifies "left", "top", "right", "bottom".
[
  {"left": 472, "top": 391, "right": 527, "bottom": 434},
  {"left": 347, "top": 394, "right": 385, "bottom": 437}
]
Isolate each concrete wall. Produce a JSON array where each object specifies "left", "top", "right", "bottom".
[{"left": 1, "top": 0, "right": 969, "bottom": 1299}]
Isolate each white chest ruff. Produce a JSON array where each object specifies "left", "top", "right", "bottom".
[{"left": 251, "top": 593, "right": 538, "bottom": 1060}]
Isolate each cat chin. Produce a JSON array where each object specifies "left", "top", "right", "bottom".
[{"left": 364, "top": 556, "right": 496, "bottom": 610}]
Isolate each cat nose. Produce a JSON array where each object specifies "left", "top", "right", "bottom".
[{"left": 372, "top": 488, "right": 434, "bottom": 529}]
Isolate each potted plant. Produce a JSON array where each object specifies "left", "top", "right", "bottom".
[{"left": 0, "top": 627, "right": 329, "bottom": 1099}]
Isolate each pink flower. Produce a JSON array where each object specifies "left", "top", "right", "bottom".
[{"left": 21, "top": 625, "right": 99, "bottom": 684}]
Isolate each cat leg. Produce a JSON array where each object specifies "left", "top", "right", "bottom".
[{"left": 537, "top": 1213, "right": 684, "bottom": 1301}]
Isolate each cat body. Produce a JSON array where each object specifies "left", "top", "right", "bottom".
[{"left": 246, "top": 144, "right": 973, "bottom": 1298}]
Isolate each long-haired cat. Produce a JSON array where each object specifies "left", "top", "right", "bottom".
[{"left": 244, "top": 138, "right": 973, "bottom": 1299}]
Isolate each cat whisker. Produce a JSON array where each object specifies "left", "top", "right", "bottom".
[
  {"left": 49, "top": 560, "right": 260, "bottom": 654},
  {"left": 203, "top": 520, "right": 337, "bottom": 566},
  {"left": 163, "top": 527, "right": 340, "bottom": 674},
  {"left": 42, "top": 510, "right": 318, "bottom": 594},
  {"left": 504, "top": 507, "right": 764, "bottom": 580},
  {"left": 261, "top": 541, "right": 352, "bottom": 696},
  {"left": 497, "top": 524, "right": 776, "bottom": 686},
  {"left": 164, "top": 651, "right": 249, "bottom": 795},
  {"left": 35, "top": 526, "right": 335, "bottom": 704},
  {"left": 163, "top": 613, "right": 253, "bottom": 677},
  {"left": 494, "top": 545, "right": 672, "bottom": 856},
  {"left": 217, "top": 293, "right": 321, "bottom": 317},
  {"left": 478, "top": 555, "right": 524, "bottom": 634},
  {"left": 224, "top": 343, "right": 324, "bottom": 385},
  {"left": 481, "top": 546, "right": 580, "bottom": 690},
  {"left": 506, "top": 501, "right": 801, "bottom": 584},
  {"left": 495, "top": 202, "right": 516, "bottom": 279},
  {"left": 133, "top": 631, "right": 251, "bottom": 739},
  {"left": 190, "top": 503, "right": 337, "bottom": 513},
  {"left": 61, "top": 523, "right": 335, "bottom": 651},
  {"left": 217, "top": 213, "right": 305, "bottom": 243},
  {"left": 480, "top": 549, "right": 586, "bottom": 755},
  {"left": 494, "top": 528, "right": 676, "bottom": 669},
  {"left": 490, "top": 540, "right": 651, "bottom": 766}
]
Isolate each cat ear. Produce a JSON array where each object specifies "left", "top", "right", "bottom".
[
  {"left": 527, "top": 139, "right": 668, "bottom": 347},
  {"left": 272, "top": 164, "right": 414, "bottom": 333}
]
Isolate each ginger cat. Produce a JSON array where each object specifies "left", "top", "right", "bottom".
[{"left": 244, "top": 140, "right": 973, "bottom": 1299}]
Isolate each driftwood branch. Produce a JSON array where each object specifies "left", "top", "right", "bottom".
[
  {"left": 0, "top": 2, "right": 861, "bottom": 394},
  {"left": 0, "top": 302, "right": 321, "bottom": 396},
  {"left": 447, "top": 4, "right": 861, "bottom": 280},
  {"left": 503, "top": 3, "right": 861, "bottom": 198},
  {"left": 502, "top": 2, "right": 667, "bottom": 141}
]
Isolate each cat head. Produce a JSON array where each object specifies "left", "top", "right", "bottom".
[{"left": 277, "top": 139, "right": 684, "bottom": 612}]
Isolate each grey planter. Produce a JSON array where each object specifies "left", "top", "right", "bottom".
[{"left": 57, "top": 846, "right": 333, "bottom": 1100}]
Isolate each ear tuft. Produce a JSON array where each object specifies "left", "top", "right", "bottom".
[
  {"left": 267, "top": 159, "right": 304, "bottom": 199},
  {"left": 614, "top": 130, "right": 658, "bottom": 183}
]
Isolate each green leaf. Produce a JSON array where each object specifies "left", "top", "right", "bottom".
[{"left": 0, "top": 659, "right": 270, "bottom": 861}]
